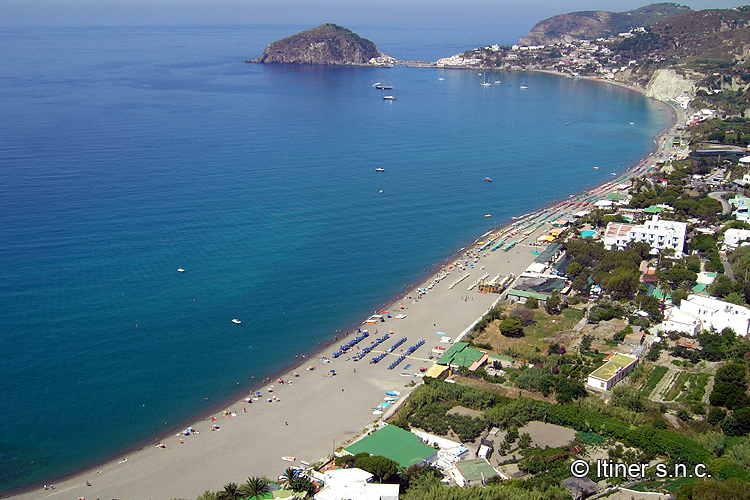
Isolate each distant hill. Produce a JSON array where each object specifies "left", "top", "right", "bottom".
[
  {"left": 518, "top": 3, "right": 691, "bottom": 46},
  {"left": 251, "top": 23, "right": 387, "bottom": 66}
]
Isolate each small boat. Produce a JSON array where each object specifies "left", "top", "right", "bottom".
[
  {"left": 232, "top": 319, "right": 241, "bottom": 324},
  {"left": 494, "top": 80, "right": 502, "bottom": 84},
  {"left": 281, "top": 456, "right": 296, "bottom": 462},
  {"left": 593, "top": 166, "right": 599, "bottom": 170},
  {"left": 382, "top": 95, "right": 396, "bottom": 100},
  {"left": 485, "top": 214, "right": 492, "bottom": 218},
  {"left": 438, "top": 77, "right": 445, "bottom": 81},
  {"left": 385, "top": 391, "right": 400, "bottom": 396},
  {"left": 375, "top": 168, "right": 385, "bottom": 172},
  {"left": 177, "top": 268, "right": 185, "bottom": 273},
  {"left": 374, "top": 83, "right": 393, "bottom": 90},
  {"left": 484, "top": 177, "right": 492, "bottom": 182},
  {"left": 372, "top": 409, "right": 383, "bottom": 415},
  {"left": 520, "top": 85, "right": 528, "bottom": 89}
]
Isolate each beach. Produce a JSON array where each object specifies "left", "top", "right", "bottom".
[{"left": 2, "top": 68, "right": 687, "bottom": 500}]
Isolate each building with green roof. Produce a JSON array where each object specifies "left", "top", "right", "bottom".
[
  {"left": 586, "top": 353, "right": 638, "bottom": 391},
  {"left": 344, "top": 425, "right": 437, "bottom": 468},
  {"left": 643, "top": 205, "right": 665, "bottom": 214},
  {"left": 436, "top": 342, "right": 486, "bottom": 368}
]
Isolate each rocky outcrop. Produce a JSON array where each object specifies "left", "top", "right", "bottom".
[
  {"left": 645, "top": 68, "right": 696, "bottom": 102},
  {"left": 251, "top": 23, "right": 387, "bottom": 66},
  {"left": 518, "top": 3, "right": 690, "bottom": 46}
]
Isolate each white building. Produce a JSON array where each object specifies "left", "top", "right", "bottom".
[
  {"left": 603, "top": 215, "right": 687, "bottom": 257},
  {"left": 315, "top": 468, "right": 399, "bottom": 500},
  {"left": 586, "top": 353, "right": 639, "bottom": 391},
  {"left": 662, "top": 307, "right": 701, "bottom": 335},
  {"left": 662, "top": 294, "right": 750, "bottom": 336},
  {"left": 724, "top": 228, "right": 750, "bottom": 250}
]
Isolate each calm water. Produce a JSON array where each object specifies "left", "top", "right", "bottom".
[{"left": 0, "top": 25, "right": 671, "bottom": 492}]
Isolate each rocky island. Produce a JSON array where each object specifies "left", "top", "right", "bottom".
[{"left": 249, "top": 23, "right": 393, "bottom": 66}]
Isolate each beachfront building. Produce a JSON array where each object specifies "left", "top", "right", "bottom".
[
  {"left": 449, "top": 458, "right": 504, "bottom": 487},
  {"left": 586, "top": 353, "right": 638, "bottom": 391},
  {"left": 662, "top": 294, "right": 750, "bottom": 336},
  {"left": 315, "top": 468, "right": 398, "bottom": 500},
  {"left": 603, "top": 215, "right": 686, "bottom": 257},
  {"left": 343, "top": 424, "right": 437, "bottom": 468}
]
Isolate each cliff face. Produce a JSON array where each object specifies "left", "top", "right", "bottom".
[
  {"left": 518, "top": 3, "right": 690, "bottom": 46},
  {"left": 251, "top": 23, "right": 385, "bottom": 66}
]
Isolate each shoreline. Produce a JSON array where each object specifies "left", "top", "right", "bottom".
[{"left": 6, "top": 71, "right": 682, "bottom": 500}]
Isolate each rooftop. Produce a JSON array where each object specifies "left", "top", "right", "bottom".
[
  {"left": 588, "top": 353, "right": 638, "bottom": 382},
  {"left": 344, "top": 425, "right": 436, "bottom": 468},
  {"left": 436, "top": 342, "right": 486, "bottom": 368},
  {"left": 454, "top": 458, "right": 501, "bottom": 482}
]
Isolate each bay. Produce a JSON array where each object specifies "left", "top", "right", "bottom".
[{"left": 0, "top": 25, "right": 671, "bottom": 492}]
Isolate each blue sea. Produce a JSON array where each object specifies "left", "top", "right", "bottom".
[{"left": 0, "top": 25, "right": 671, "bottom": 492}]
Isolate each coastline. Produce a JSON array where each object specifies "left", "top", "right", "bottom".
[{"left": 6, "top": 73, "right": 682, "bottom": 500}]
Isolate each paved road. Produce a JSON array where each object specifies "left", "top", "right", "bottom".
[{"left": 708, "top": 190, "right": 732, "bottom": 215}]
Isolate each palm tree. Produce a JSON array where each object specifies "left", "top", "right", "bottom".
[
  {"left": 239, "top": 476, "right": 271, "bottom": 499},
  {"left": 196, "top": 491, "right": 218, "bottom": 500},
  {"left": 278, "top": 467, "right": 298, "bottom": 488},
  {"left": 216, "top": 482, "right": 242, "bottom": 500}
]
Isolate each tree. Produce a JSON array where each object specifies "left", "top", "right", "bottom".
[
  {"left": 566, "top": 261, "right": 583, "bottom": 277},
  {"left": 545, "top": 291, "right": 562, "bottom": 315},
  {"left": 216, "top": 483, "right": 242, "bottom": 500},
  {"left": 355, "top": 455, "right": 399, "bottom": 483},
  {"left": 518, "top": 432, "right": 532, "bottom": 449},
  {"left": 278, "top": 467, "right": 298, "bottom": 487},
  {"left": 239, "top": 477, "right": 271, "bottom": 500},
  {"left": 710, "top": 362, "right": 750, "bottom": 410},
  {"left": 734, "top": 407, "right": 750, "bottom": 436},
  {"left": 288, "top": 477, "right": 317, "bottom": 498},
  {"left": 580, "top": 335, "right": 593, "bottom": 352},
  {"left": 511, "top": 307, "right": 535, "bottom": 325},
  {"left": 499, "top": 316, "right": 524, "bottom": 338},
  {"left": 555, "top": 377, "right": 587, "bottom": 403},
  {"left": 526, "top": 296, "right": 539, "bottom": 309}
]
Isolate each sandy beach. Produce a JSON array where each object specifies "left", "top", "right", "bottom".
[{"left": 9, "top": 90, "right": 685, "bottom": 500}]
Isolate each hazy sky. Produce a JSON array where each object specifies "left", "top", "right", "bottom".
[{"left": 2, "top": 0, "right": 744, "bottom": 31}]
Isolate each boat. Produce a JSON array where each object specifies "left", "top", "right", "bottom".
[
  {"left": 494, "top": 80, "right": 502, "bottom": 84},
  {"left": 281, "top": 456, "right": 296, "bottom": 462},
  {"left": 177, "top": 268, "right": 185, "bottom": 273},
  {"left": 382, "top": 95, "right": 396, "bottom": 100},
  {"left": 484, "top": 177, "right": 492, "bottom": 182},
  {"left": 438, "top": 77, "right": 445, "bottom": 81},
  {"left": 593, "top": 166, "right": 599, "bottom": 170},
  {"left": 385, "top": 391, "right": 400, "bottom": 396},
  {"left": 375, "top": 168, "right": 385, "bottom": 172},
  {"left": 374, "top": 82, "right": 393, "bottom": 90},
  {"left": 520, "top": 85, "right": 528, "bottom": 89},
  {"left": 485, "top": 214, "right": 492, "bottom": 218},
  {"left": 480, "top": 74, "right": 491, "bottom": 86},
  {"left": 372, "top": 409, "right": 383, "bottom": 415},
  {"left": 232, "top": 318, "right": 241, "bottom": 324}
]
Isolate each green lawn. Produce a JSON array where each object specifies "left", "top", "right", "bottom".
[{"left": 522, "top": 308, "right": 584, "bottom": 347}]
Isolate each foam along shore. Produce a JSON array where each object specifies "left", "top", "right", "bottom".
[{"left": 14, "top": 98, "right": 682, "bottom": 500}]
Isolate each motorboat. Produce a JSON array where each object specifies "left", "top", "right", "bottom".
[
  {"left": 177, "top": 268, "right": 185, "bottom": 273},
  {"left": 375, "top": 168, "right": 385, "bottom": 172},
  {"left": 382, "top": 95, "right": 396, "bottom": 100},
  {"left": 484, "top": 177, "right": 492, "bottom": 182},
  {"left": 485, "top": 214, "right": 492, "bottom": 218},
  {"left": 375, "top": 84, "right": 393, "bottom": 90},
  {"left": 520, "top": 85, "right": 528, "bottom": 89},
  {"left": 232, "top": 318, "right": 241, "bottom": 324}
]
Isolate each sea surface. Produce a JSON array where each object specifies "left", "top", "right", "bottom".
[{"left": 0, "top": 25, "right": 672, "bottom": 492}]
